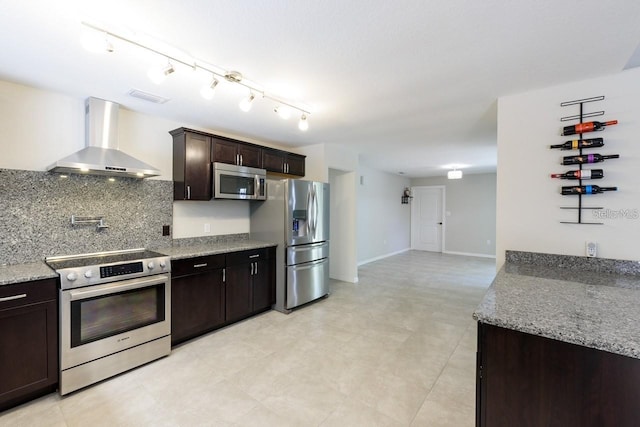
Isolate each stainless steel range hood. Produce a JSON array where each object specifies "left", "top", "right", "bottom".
[{"left": 47, "top": 97, "right": 161, "bottom": 178}]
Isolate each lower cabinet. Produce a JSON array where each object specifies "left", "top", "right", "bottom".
[
  {"left": 171, "top": 254, "right": 226, "bottom": 345},
  {"left": 476, "top": 322, "right": 640, "bottom": 427},
  {"left": 0, "top": 278, "right": 58, "bottom": 412},
  {"left": 171, "top": 247, "right": 275, "bottom": 345}
]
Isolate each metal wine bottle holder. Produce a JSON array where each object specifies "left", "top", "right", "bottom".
[{"left": 557, "top": 95, "right": 617, "bottom": 225}]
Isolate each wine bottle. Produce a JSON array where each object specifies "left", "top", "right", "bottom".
[
  {"left": 562, "top": 153, "right": 619, "bottom": 165},
  {"left": 561, "top": 185, "right": 617, "bottom": 195},
  {"left": 562, "top": 120, "right": 617, "bottom": 136},
  {"left": 550, "top": 169, "right": 603, "bottom": 180},
  {"left": 550, "top": 138, "right": 604, "bottom": 150}
]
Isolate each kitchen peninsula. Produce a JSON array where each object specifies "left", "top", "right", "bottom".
[{"left": 474, "top": 251, "right": 640, "bottom": 427}]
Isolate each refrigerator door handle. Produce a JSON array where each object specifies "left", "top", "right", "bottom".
[
  {"left": 306, "top": 187, "right": 312, "bottom": 236},
  {"left": 311, "top": 185, "right": 318, "bottom": 239}
]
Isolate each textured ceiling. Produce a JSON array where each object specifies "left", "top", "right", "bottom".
[{"left": 1, "top": 0, "right": 640, "bottom": 177}]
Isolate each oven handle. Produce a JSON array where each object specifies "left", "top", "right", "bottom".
[{"left": 68, "top": 274, "right": 170, "bottom": 301}]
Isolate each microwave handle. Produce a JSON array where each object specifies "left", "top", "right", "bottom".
[{"left": 256, "top": 176, "right": 262, "bottom": 197}]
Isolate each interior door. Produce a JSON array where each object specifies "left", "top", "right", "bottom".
[{"left": 411, "top": 186, "right": 444, "bottom": 252}]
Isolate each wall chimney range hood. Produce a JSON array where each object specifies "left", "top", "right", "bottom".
[{"left": 47, "top": 97, "right": 161, "bottom": 178}]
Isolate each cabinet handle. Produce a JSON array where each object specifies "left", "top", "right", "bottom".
[
  {"left": 187, "top": 185, "right": 191, "bottom": 200},
  {"left": 240, "top": 154, "right": 243, "bottom": 166},
  {"left": 250, "top": 262, "right": 254, "bottom": 275},
  {"left": 249, "top": 254, "right": 260, "bottom": 258},
  {"left": 222, "top": 268, "right": 225, "bottom": 283},
  {"left": 254, "top": 262, "right": 258, "bottom": 275},
  {"left": 286, "top": 163, "right": 289, "bottom": 174},
  {"left": 0, "top": 293, "right": 27, "bottom": 302},
  {"left": 193, "top": 263, "right": 208, "bottom": 268}
]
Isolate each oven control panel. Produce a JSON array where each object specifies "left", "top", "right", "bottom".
[{"left": 101, "top": 262, "right": 144, "bottom": 278}]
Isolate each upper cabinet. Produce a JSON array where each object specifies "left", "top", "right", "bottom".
[
  {"left": 171, "top": 129, "right": 212, "bottom": 201},
  {"left": 211, "top": 137, "right": 262, "bottom": 169},
  {"left": 262, "top": 148, "right": 306, "bottom": 177}
]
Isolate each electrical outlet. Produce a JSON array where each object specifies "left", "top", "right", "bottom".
[
  {"left": 204, "top": 223, "right": 211, "bottom": 233},
  {"left": 162, "top": 225, "right": 170, "bottom": 236},
  {"left": 586, "top": 241, "right": 597, "bottom": 257}
]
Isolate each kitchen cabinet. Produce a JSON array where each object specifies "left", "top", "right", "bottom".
[
  {"left": 171, "top": 254, "right": 225, "bottom": 345},
  {"left": 476, "top": 323, "right": 640, "bottom": 427},
  {"left": 262, "top": 148, "right": 306, "bottom": 177},
  {"left": 0, "top": 278, "right": 58, "bottom": 411},
  {"left": 171, "top": 128, "right": 212, "bottom": 200},
  {"left": 225, "top": 247, "right": 274, "bottom": 323},
  {"left": 212, "top": 137, "right": 262, "bottom": 168}
]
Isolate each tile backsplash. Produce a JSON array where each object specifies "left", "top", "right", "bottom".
[{"left": 0, "top": 169, "right": 172, "bottom": 265}]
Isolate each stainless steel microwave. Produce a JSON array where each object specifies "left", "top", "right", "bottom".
[{"left": 213, "top": 162, "right": 267, "bottom": 200}]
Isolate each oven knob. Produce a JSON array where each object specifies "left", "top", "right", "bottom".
[
  {"left": 84, "top": 270, "right": 93, "bottom": 278},
  {"left": 148, "top": 261, "right": 155, "bottom": 270},
  {"left": 159, "top": 261, "right": 166, "bottom": 269},
  {"left": 66, "top": 272, "right": 77, "bottom": 282}
]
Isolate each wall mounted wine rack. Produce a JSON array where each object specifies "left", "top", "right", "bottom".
[{"left": 555, "top": 95, "right": 618, "bottom": 225}]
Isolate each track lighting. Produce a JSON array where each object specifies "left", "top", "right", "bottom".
[
  {"left": 147, "top": 61, "right": 175, "bottom": 84},
  {"left": 298, "top": 114, "right": 309, "bottom": 131},
  {"left": 200, "top": 77, "right": 219, "bottom": 100},
  {"left": 239, "top": 92, "right": 256, "bottom": 112},
  {"left": 274, "top": 105, "right": 292, "bottom": 120},
  {"left": 81, "top": 30, "right": 113, "bottom": 53},
  {"left": 81, "top": 22, "right": 311, "bottom": 130}
]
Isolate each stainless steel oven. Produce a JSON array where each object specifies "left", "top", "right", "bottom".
[
  {"left": 46, "top": 249, "right": 171, "bottom": 395},
  {"left": 213, "top": 162, "right": 267, "bottom": 200}
]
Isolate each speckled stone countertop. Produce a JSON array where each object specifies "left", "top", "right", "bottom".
[
  {"left": 0, "top": 261, "right": 57, "bottom": 286},
  {"left": 155, "top": 239, "right": 277, "bottom": 260},
  {"left": 474, "top": 259, "right": 640, "bottom": 359}
]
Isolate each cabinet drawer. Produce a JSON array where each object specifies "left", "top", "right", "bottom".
[
  {"left": 0, "top": 279, "right": 57, "bottom": 311},
  {"left": 171, "top": 254, "right": 225, "bottom": 277},
  {"left": 227, "top": 248, "right": 270, "bottom": 265}
]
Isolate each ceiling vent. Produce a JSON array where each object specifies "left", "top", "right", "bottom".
[{"left": 127, "top": 89, "right": 170, "bottom": 104}]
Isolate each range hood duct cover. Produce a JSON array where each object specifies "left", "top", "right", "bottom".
[{"left": 47, "top": 97, "right": 161, "bottom": 178}]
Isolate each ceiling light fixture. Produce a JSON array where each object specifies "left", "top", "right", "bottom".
[
  {"left": 447, "top": 169, "right": 463, "bottom": 179},
  {"left": 81, "top": 21, "right": 311, "bottom": 131},
  {"left": 298, "top": 114, "right": 309, "bottom": 131},
  {"left": 239, "top": 92, "right": 256, "bottom": 112},
  {"left": 147, "top": 60, "right": 175, "bottom": 84},
  {"left": 274, "top": 105, "right": 292, "bottom": 120},
  {"left": 200, "top": 77, "right": 219, "bottom": 100}
]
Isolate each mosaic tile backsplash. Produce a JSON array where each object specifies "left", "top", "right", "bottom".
[{"left": 0, "top": 169, "right": 173, "bottom": 265}]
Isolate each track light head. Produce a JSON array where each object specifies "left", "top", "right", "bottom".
[
  {"left": 200, "top": 77, "right": 219, "bottom": 100},
  {"left": 148, "top": 61, "right": 175, "bottom": 84},
  {"left": 240, "top": 93, "right": 256, "bottom": 112},
  {"left": 274, "top": 105, "right": 291, "bottom": 120},
  {"left": 298, "top": 114, "right": 309, "bottom": 131}
]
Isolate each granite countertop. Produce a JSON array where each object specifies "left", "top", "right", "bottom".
[
  {"left": 156, "top": 239, "right": 277, "bottom": 260},
  {"left": 0, "top": 261, "right": 58, "bottom": 286},
  {"left": 474, "top": 262, "right": 640, "bottom": 359}
]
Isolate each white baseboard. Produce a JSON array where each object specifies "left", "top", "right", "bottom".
[
  {"left": 442, "top": 250, "right": 496, "bottom": 259},
  {"left": 357, "top": 248, "right": 411, "bottom": 266}
]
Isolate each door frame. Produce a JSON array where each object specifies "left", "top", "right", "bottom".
[{"left": 410, "top": 185, "right": 446, "bottom": 252}]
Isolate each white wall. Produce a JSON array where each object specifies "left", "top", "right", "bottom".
[
  {"left": 497, "top": 67, "right": 640, "bottom": 267},
  {"left": 411, "top": 173, "right": 496, "bottom": 257},
  {"left": 329, "top": 169, "right": 358, "bottom": 282},
  {"left": 357, "top": 164, "right": 411, "bottom": 265},
  {"left": 0, "top": 79, "right": 319, "bottom": 239}
]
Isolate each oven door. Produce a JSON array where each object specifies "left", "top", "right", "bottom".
[{"left": 60, "top": 274, "right": 170, "bottom": 370}]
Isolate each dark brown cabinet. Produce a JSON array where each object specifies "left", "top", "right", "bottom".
[
  {"left": 476, "top": 323, "right": 640, "bottom": 427},
  {"left": 170, "top": 247, "right": 276, "bottom": 346},
  {"left": 212, "top": 137, "right": 262, "bottom": 169},
  {"left": 0, "top": 278, "right": 58, "bottom": 411},
  {"left": 171, "top": 254, "right": 225, "bottom": 345},
  {"left": 262, "top": 148, "right": 306, "bottom": 176},
  {"left": 171, "top": 129, "right": 212, "bottom": 200}
]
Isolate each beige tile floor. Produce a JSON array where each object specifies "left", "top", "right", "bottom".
[{"left": 0, "top": 251, "right": 495, "bottom": 427}]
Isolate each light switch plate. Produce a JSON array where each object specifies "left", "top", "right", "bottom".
[{"left": 586, "top": 241, "right": 597, "bottom": 257}]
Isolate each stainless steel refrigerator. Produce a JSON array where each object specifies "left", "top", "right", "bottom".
[{"left": 250, "top": 179, "right": 329, "bottom": 313}]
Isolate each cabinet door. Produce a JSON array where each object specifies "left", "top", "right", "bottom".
[
  {"left": 171, "top": 270, "right": 225, "bottom": 345},
  {"left": 212, "top": 138, "right": 239, "bottom": 165},
  {"left": 262, "top": 148, "right": 286, "bottom": 173},
  {"left": 252, "top": 259, "right": 274, "bottom": 312},
  {"left": 173, "top": 132, "right": 212, "bottom": 200},
  {"left": 286, "top": 154, "right": 306, "bottom": 177},
  {"left": 225, "top": 264, "right": 253, "bottom": 323},
  {"left": 0, "top": 300, "right": 57, "bottom": 411},
  {"left": 237, "top": 143, "right": 262, "bottom": 168}
]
